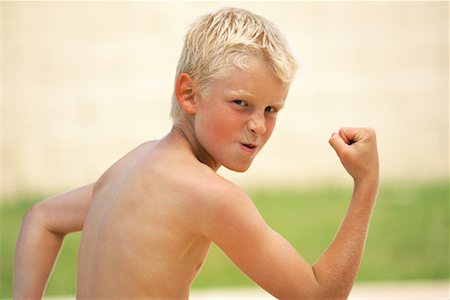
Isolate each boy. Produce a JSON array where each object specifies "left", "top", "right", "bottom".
[{"left": 14, "top": 7, "right": 379, "bottom": 299}]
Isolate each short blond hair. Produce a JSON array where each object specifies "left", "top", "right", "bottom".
[{"left": 171, "top": 7, "right": 298, "bottom": 120}]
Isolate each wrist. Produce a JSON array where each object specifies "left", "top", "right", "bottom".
[
  {"left": 353, "top": 171, "right": 379, "bottom": 188},
  {"left": 352, "top": 174, "right": 379, "bottom": 204}
]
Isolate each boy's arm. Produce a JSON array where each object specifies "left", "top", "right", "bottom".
[
  {"left": 205, "top": 127, "right": 379, "bottom": 299},
  {"left": 13, "top": 184, "right": 93, "bottom": 299}
]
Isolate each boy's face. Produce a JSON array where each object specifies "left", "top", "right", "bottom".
[{"left": 193, "top": 58, "right": 290, "bottom": 172}]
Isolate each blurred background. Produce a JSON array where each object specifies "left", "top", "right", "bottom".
[{"left": 1, "top": 1, "right": 448, "bottom": 298}]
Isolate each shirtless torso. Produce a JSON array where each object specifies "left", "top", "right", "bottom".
[
  {"left": 15, "top": 125, "right": 379, "bottom": 299},
  {"left": 77, "top": 133, "right": 222, "bottom": 298}
]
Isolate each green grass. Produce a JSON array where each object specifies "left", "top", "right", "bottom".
[{"left": 1, "top": 180, "right": 448, "bottom": 298}]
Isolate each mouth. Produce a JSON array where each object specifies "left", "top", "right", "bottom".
[{"left": 240, "top": 143, "right": 257, "bottom": 153}]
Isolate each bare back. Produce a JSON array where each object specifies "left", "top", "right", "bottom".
[{"left": 77, "top": 138, "right": 214, "bottom": 299}]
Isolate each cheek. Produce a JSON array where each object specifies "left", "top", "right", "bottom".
[
  {"left": 203, "top": 103, "right": 241, "bottom": 132},
  {"left": 264, "top": 118, "right": 277, "bottom": 140},
  {"left": 194, "top": 104, "right": 232, "bottom": 145}
]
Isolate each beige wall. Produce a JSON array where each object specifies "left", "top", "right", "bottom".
[{"left": 2, "top": 2, "right": 448, "bottom": 198}]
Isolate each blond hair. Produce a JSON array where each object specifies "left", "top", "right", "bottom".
[{"left": 171, "top": 7, "right": 298, "bottom": 120}]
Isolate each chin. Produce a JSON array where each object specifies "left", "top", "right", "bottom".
[{"left": 223, "top": 162, "right": 252, "bottom": 173}]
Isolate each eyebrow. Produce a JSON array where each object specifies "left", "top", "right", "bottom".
[
  {"left": 228, "top": 89, "right": 286, "bottom": 108},
  {"left": 228, "top": 89, "right": 255, "bottom": 98},
  {"left": 274, "top": 101, "right": 286, "bottom": 109}
]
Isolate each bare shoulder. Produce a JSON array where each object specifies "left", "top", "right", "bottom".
[
  {"left": 193, "top": 172, "right": 266, "bottom": 238},
  {"left": 204, "top": 176, "right": 254, "bottom": 210},
  {"left": 93, "top": 140, "right": 157, "bottom": 191},
  {"left": 189, "top": 168, "right": 252, "bottom": 208}
]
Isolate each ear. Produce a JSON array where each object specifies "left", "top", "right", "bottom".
[{"left": 175, "top": 73, "right": 197, "bottom": 115}]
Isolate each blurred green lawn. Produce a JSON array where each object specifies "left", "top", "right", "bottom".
[{"left": 1, "top": 180, "right": 448, "bottom": 298}]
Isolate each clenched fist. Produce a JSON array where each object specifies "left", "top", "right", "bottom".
[{"left": 329, "top": 127, "right": 379, "bottom": 183}]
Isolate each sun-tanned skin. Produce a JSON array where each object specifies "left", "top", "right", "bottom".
[
  {"left": 14, "top": 57, "right": 379, "bottom": 299},
  {"left": 76, "top": 57, "right": 290, "bottom": 298},
  {"left": 77, "top": 138, "right": 212, "bottom": 298}
]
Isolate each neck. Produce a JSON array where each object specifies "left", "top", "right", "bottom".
[{"left": 169, "top": 118, "right": 221, "bottom": 172}]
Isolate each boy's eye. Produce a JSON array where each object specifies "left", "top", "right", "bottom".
[
  {"left": 265, "top": 106, "right": 277, "bottom": 113},
  {"left": 232, "top": 100, "right": 247, "bottom": 106}
]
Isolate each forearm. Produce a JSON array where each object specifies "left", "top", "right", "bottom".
[
  {"left": 13, "top": 184, "right": 92, "bottom": 299},
  {"left": 312, "top": 177, "right": 379, "bottom": 298},
  {"left": 14, "top": 204, "right": 65, "bottom": 299}
]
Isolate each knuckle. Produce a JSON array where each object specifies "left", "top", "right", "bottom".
[
  {"left": 366, "top": 127, "right": 375, "bottom": 134},
  {"left": 358, "top": 127, "right": 375, "bottom": 137},
  {"left": 340, "top": 148, "right": 352, "bottom": 160},
  {"left": 365, "top": 127, "right": 376, "bottom": 139}
]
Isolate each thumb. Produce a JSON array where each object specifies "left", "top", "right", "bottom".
[{"left": 329, "top": 132, "right": 349, "bottom": 156}]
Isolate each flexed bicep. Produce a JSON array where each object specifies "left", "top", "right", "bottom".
[{"left": 204, "top": 186, "right": 320, "bottom": 299}]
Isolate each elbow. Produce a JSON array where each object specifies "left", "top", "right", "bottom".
[
  {"left": 21, "top": 203, "right": 45, "bottom": 233},
  {"left": 315, "top": 286, "right": 352, "bottom": 300},
  {"left": 310, "top": 265, "right": 353, "bottom": 300},
  {"left": 23, "top": 201, "right": 46, "bottom": 224},
  {"left": 22, "top": 202, "right": 44, "bottom": 228},
  {"left": 22, "top": 201, "right": 65, "bottom": 238}
]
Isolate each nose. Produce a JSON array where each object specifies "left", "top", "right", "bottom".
[{"left": 247, "top": 113, "right": 266, "bottom": 136}]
